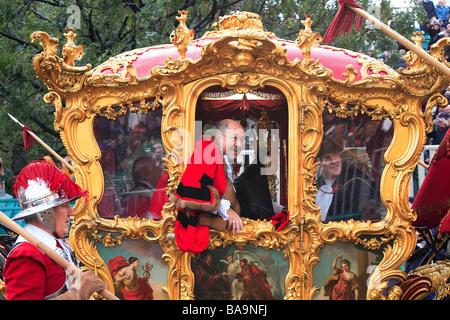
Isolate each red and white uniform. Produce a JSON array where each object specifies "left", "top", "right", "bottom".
[{"left": 4, "top": 224, "right": 74, "bottom": 300}]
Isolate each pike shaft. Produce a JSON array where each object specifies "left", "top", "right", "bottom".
[
  {"left": 0, "top": 210, "right": 119, "bottom": 300},
  {"left": 348, "top": 5, "right": 450, "bottom": 78},
  {"left": 8, "top": 113, "right": 74, "bottom": 172},
  {"left": 25, "top": 128, "right": 74, "bottom": 172}
]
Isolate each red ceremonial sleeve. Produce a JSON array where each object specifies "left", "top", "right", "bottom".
[
  {"left": 4, "top": 255, "right": 47, "bottom": 300},
  {"left": 4, "top": 242, "right": 66, "bottom": 300}
]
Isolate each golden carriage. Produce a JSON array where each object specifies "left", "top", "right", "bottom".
[{"left": 25, "top": 11, "right": 450, "bottom": 300}]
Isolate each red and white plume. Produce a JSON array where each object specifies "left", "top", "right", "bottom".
[{"left": 13, "top": 160, "right": 88, "bottom": 201}]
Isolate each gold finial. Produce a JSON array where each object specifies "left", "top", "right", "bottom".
[
  {"left": 62, "top": 28, "right": 84, "bottom": 66},
  {"left": 296, "top": 15, "right": 322, "bottom": 61},
  {"left": 301, "top": 15, "right": 314, "bottom": 32},
  {"left": 411, "top": 31, "right": 425, "bottom": 47},
  {"left": 170, "top": 10, "right": 194, "bottom": 60},
  {"left": 176, "top": 10, "right": 189, "bottom": 28},
  {"left": 403, "top": 31, "right": 426, "bottom": 70}
]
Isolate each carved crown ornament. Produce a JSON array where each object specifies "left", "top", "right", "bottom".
[{"left": 30, "top": 11, "right": 450, "bottom": 300}]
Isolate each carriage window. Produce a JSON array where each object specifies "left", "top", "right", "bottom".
[
  {"left": 94, "top": 108, "right": 168, "bottom": 220},
  {"left": 195, "top": 86, "right": 288, "bottom": 221},
  {"left": 316, "top": 111, "right": 393, "bottom": 222}
]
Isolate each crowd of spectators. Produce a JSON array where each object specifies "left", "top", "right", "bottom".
[
  {"left": 94, "top": 110, "right": 168, "bottom": 220},
  {"left": 418, "top": 1, "right": 450, "bottom": 55},
  {"left": 415, "top": 2, "right": 450, "bottom": 147}
]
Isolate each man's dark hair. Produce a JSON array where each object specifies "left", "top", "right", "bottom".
[{"left": 317, "top": 139, "right": 342, "bottom": 159}]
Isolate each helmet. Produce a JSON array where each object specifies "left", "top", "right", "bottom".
[{"left": 12, "top": 161, "right": 87, "bottom": 232}]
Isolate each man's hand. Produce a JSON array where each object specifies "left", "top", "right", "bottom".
[
  {"left": 76, "top": 270, "right": 107, "bottom": 300},
  {"left": 227, "top": 208, "right": 243, "bottom": 233},
  {"left": 54, "top": 270, "right": 107, "bottom": 300}
]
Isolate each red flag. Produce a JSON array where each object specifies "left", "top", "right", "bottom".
[
  {"left": 22, "top": 126, "right": 35, "bottom": 151},
  {"left": 412, "top": 128, "right": 450, "bottom": 229},
  {"left": 323, "top": 0, "right": 364, "bottom": 45}
]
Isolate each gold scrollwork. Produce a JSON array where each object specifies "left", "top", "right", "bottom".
[{"left": 31, "top": 31, "right": 92, "bottom": 93}]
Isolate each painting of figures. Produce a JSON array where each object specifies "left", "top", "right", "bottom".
[
  {"left": 192, "top": 245, "right": 288, "bottom": 300},
  {"left": 97, "top": 238, "right": 169, "bottom": 300},
  {"left": 312, "top": 242, "right": 383, "bottom": 300}
]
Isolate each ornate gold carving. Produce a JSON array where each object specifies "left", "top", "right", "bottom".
[
  {"left": 404, "top": 31, "right": 426, "bottom": 70},
  {"left": 412, "top": 31, "right": 425, "bottom": 47},
  {"left": 430, "top": 37, "right": 450, "bottom": 63},
  {"left": 30, "top": 11, "right": 450, "bottom": 300},
  {"left": 170, "top": 10, "right": 194, "bottom": 60},
  {"left": 88, "top": 48, "right": 149, "bottom": 87},
  {"left": 410, "top": 260, "right": 450, "bottom": 299},
  {"left": 358, "top": 55, "right": 398, "bottom": 78},
  {"left": 31, "top": 31, "right": 92, "bottom": 93},
  {"left": 204, "top": 11, "right": 276, "bottom": 38},
  {"left": 62, "top": 29, "right": 84, "bottom": 66},
  {"left": 296, "top": 16, "right": 322, "bottom": 62}
]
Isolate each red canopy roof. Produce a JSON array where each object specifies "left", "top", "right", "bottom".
[{"left": 98, "top": 36, "right": 388, "bottom": 82}]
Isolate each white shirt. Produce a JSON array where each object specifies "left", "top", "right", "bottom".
[
  {"left": 316, "top": 178, "right": 335, "bottom": 221},
  {"left": 15, "top": 224, "right": 76, "bottom": 289}
]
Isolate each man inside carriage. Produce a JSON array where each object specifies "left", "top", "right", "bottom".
[{"left": 170, "top": 117, "right": 289, "bottom": 254}]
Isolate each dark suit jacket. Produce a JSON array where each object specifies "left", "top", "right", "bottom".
[{"left": 317, "top": 162, "right": 374, "bottom": 221}]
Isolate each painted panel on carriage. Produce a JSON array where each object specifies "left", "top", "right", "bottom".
[
  {"left": 312, "top": 242, "right": 383, "bottom": 300},
  {"left": 96, "top": 237, "right": 169, "bottom": 300},
  {"left": 192, "top": 244, "right": 288, "bottom": 300},
  {"left": 94, "top": 108, "right": 168, "bottom": 220},
  {"left": 316, "top": 110, "right": 394, "bottom": 222}
]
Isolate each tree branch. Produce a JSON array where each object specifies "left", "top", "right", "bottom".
[
  {"left": 0, "top": 32, "right": 33, "bottom": 47},
  {"left": 34, "top": 0, "right": 62, "bottom": 7},
  {"left": 30, "top": 115, "right": 60, "bottom": 139},
  {"left": 122, "top": 0, "right": 142, "bottom": 13},
  {"left": 32, "top": 9, "right": 55, "bottom": 24}
]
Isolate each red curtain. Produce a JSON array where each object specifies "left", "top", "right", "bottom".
[{"left": 196, "top": 87, "right": 287, "bottom": 123}]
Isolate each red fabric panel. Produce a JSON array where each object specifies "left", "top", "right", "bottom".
[
  {"left": 412, "top": 128, "right": 450, "bottom": 228},
  {"left": 4, "top": 242, "right": 66, "bottom": 300}
]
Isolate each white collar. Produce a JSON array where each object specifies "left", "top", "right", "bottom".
[
  {"left": 16, "top": 224, "right": 73, "bottom": 263},
  {"left": 223, "top": 155, "right": 233, "bottom": 180},
  {"left": 16, "top": 224, "right": 58, "bottom": 249}
]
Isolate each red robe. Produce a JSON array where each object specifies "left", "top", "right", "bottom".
[
  {"left": 332, "top": 271, "right": 355, "bottom": 300},
  {"left": 171, "top": 139, "right": 227, "bottom": 253},
  {"left": 148, "top": 171, "right": 170, "bottom": 218},
  {"left": 121, "top": 275, "right": 153, "bottom": 300},
  {"left": 236, "top": 264, "right": 274, "bottom": 300},
  {"left": 412, "top": 128, "right": 450, "bottom": 229},
  {"left": 4, "top": 242, "right": 66, "bottom": 300}
]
